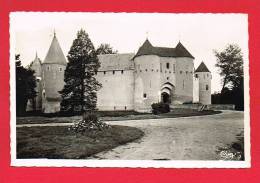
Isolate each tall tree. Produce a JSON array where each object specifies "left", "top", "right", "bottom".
[
  {"left": 214, "top": 44, "right": 243, "bottom": 91},
  {"left": 15, "top": 54, "right": 37, "bottom": 116},
  {"left": 96, "top": 43, "right": 118, "bottom": 55},
  {"left": 213, "top": 44, "right": 244, "bottom": 110},
  {"left": 60, "top": 29, "right": 101, "bottom": 113}
]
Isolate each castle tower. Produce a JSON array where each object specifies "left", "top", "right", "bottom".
[
  {"left": 195, "top": 62, "right": 211, "bottom": 104},
  {"left": 41, "top": 32, "right": 67, "bottom": 113},
  {"left": 133, "top": 39, "right": 161, "bottom": 112},
  {"left": 27, "top": 53, "right": 42, "bottom": 111}
]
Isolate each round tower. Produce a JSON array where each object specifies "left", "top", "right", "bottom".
[
  {"left": 27, "top": 53, "right": 42, "bottom": 111},
  {"left": 133, "top": 39, "right": 161, "bottom": 112},
  {"left": 42, "top": 32, "right": 67, "bottom": 113},
  {"left": 195, "top": 61, "right": 211, "bottom": 104}
]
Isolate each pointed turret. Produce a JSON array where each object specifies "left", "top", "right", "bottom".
[
  {"left": 41, "top": 32, "right": 67, "bottom": 113},
  {"left": 175, "top": 41, "right": 194, "bottom": 59},
  {"left": 195, "top": 61, "right": 211, "bottom": 105},
  {"left": 195, "top": 61, "right": 210, "bottom": 72},
  {"left": 29, "top": 52, "right": 42, "bottom": 77},
  {"left": 43, "top": 33, "right": 67, "bottom": 65}
]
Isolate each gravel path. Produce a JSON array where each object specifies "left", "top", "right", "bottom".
[{"left": 89, "top": 110, "right": 244, "bottom": 160}]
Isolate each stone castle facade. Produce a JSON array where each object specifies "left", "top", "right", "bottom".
[{"left": 27, "top": 33, "right": 212, "bottom": 113}]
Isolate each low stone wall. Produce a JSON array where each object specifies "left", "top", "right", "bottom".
[{"left": 171, "top": 104, "right": 235, "bottom": 110}]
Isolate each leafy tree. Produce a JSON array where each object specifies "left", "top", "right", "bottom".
[
  {"left": 16, "top": 54, "right": 37, "bottom": 116},
  {"left": 96, "top": 43, "right": 118, "bottom": 55},
  {"left": 213, "top": 44, "right": 244, "bottom": 110},
  {"left": 60, "top": 29, "right": 101, "bottom": 113},
  {"left": 214, "top": 44, "right": 243, "bottom": 91}
]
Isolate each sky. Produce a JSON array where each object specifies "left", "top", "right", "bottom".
[{"left": 10, "top": 12, "right": 248, "bottom": 93}]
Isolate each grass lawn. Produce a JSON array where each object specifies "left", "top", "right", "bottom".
[
  {"left": 17, "top": 109, "right": 221, "bottom": 125},
  {"left": 17, "top": 125, "right": 144, "bottom": 159}
]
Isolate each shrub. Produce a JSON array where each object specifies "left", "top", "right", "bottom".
[
  {"left": 69, "top": 112, "right": 110, "bottom": 134},
  {"left": 151, "top": 102, "right": 170, "bottom": 115}
]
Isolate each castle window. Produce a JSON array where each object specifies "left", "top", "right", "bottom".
[
  {"left": 114, "top": 106, "right": 116, "bottom": 110},
  {"left": 59, "top": 67, "right": 62, "bottom": 72},
  {"left": 156, "top": 69, "right": 159, "bottom": 72},
  {"left": 207, "top": 73, "right": 209, "bottom": 77},
  {"left": 140, "top": 70, "right": 142, "bottom": 72},
  {"left": 143, "top": 93, "right": 147, "bottom": 98},
  {"left": 186, "top": 71, "right": 188, "bottom": 74},
  {"left": 47, "top": 66, "right": 50, "bottom": 71},
  {"left": 104, "top": 71, "right": 106, "bottom": 75},
  {"left": 167, "top": 77, "right": 169, "bottom": 80},
  {"left": 125, "top": 106, "right": 127, "bottom": 110},
  {"left": 113, "top": 71, "right": 115, "bottom": 74},
  {"left": 180, "top": 71, "right": 183, "bottom": 74},
  {"left": 206, "top": 84, "right": 209, "bottom": 90},
  {"left": 173, "top": 64, "right": 175, "bottom": 73},
  {"left": 95, "top": 71, "right": 97, "bottom": 75},
  {"left": 151, "top": 69, "right": 154, "bottom": 72},
  {"left": 121, "top": 70, "right": 124, "bottom": 74},
  {"left": 42, "top": 90, "right": 46, "bottom": 98},
  {"left": 145, "top": 69, "right": 148, "bottom": 72},
  {"left": 195, "top": 74, "right": 198, "bottom": 78},
  {"left": 166, "top": 63, "right": 170, "bottom": 69}
]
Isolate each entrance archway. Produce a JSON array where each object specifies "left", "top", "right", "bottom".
[
  {"left": 161, "top": 92, "right": 170, "bottom": 103},
  {"left": 160, "top": 82, "right": 175, "bottom": 104}
]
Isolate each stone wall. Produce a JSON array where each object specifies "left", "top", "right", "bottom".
[
  {"left": 174, "top": 57, "right": 194, "bottom": 104},
  {"left": 41, "top": 63, "right": 66, "bottom": 113},
  {"left": 171, "top": 104, "right": 235, "bottom": 110},
  {"left": 96, "top": 69, "right": 134, "bottom": 111}
]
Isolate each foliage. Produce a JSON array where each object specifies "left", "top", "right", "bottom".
[
  {"left": 96, "top": 43, "right": 118, "bottom": 55},
  {"left": 213, "top": 44, "right": 244, "bottom": 110},
  {"left": 60, "top": 29, "right": 102, "bottom": 113},
  {"left": 68, "top": 112, "right": 110, "bottom": 134},
  {"left": 211, "top": 86, "right": 244, "bottom": 111},
  {"left": 214, "top": 44, "right": 243, "bottom": 91},
  {"left": 16, "top": 54, "right": 37, "bottom": 116},
  {"left": 151, "top": 102, "right": 170, "bottom": 115}
]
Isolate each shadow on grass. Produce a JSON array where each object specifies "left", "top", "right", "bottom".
[{"left": 17, "top": 125, "right": 144, "bottom": 159}]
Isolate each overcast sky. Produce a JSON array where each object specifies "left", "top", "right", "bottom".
[{"left": 11, "top": 12, "right": 248, "bottom": 93}]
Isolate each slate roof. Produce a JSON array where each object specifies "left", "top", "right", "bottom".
[
  {"left": 98, "top": 53, "right": 135, "bottom": 71},
  {"left": 43, "top": 34, "right": 67, "bottom": 65},
  {"left": 29, "top": 53, "right": 42, "bottom": 77},
  {"left": 134, "top": 39, "right": 194, "bottom": 59},
  {"left": 195, "top": 62, "right": 210, "bottom": 72}
]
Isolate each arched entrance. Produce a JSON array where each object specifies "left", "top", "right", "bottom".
[
  {"left": 160, "top": 82, "right": 175, "bottom": 104},
  {"left": 161, "top": 92, "right": 170, "bottom": 103}
]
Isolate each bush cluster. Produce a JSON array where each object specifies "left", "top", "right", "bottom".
[
  {"left": 151, "top": 102, "right": 170, "bottom": 115},
  {"left": 69, "top": 113, "right": 110, "bottom": 134}
]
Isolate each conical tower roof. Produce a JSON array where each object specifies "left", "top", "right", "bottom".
[
  {"left": 175, "top": 42, "right": 194, "bottom": 59},
  {"left": 29, "top": 52, "right": 42, "bottom": 77},
  {"left": 195, "top": 61, "right": 210, "bottom": 72},
  {"left": 43, "top": 33, "right": 67, "bottom": 65}
]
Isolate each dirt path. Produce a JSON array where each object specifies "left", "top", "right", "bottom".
[{"left": 90, "top": 111, "right": 244, "bottom": 160}]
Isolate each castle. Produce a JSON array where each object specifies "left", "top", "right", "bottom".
[{"left": 27, "top": 33, "right": 212, "bottom": 113}]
